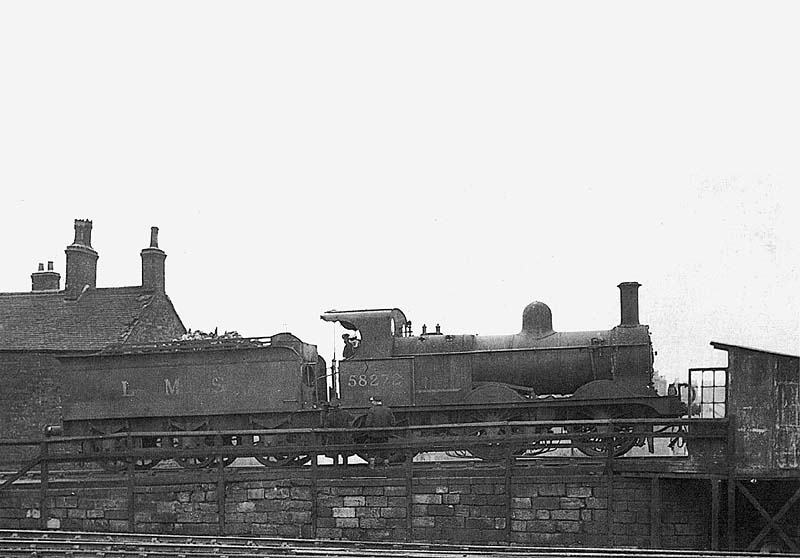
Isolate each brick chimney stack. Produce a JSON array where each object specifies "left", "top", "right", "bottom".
[
  {"left": 31, "top": 261, "right": 61, "bottom": 291},
  {"left": 64, "top": 219, "right": 98, "bottom": 297},
  {"left": 141, "top": 226, "right": 166, "bottom": 292}
]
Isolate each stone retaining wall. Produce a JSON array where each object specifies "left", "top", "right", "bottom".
[{"left": 0, "top": 469, "right": 710, "bottom": 549}]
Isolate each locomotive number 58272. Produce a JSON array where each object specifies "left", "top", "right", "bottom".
[{"left": 347, "top": 373, "right": 403, "bottom": 388}]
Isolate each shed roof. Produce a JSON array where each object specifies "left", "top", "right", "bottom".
[
  {"left": 711, "top": 341, "right": 799, "bottom": 360},
  {"left": 0, "top": 287, "right": 182, "bottom": 352}
]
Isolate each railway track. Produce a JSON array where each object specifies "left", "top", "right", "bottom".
[{"left": 1, "top": 530, "right": 794, "bottom": 558}]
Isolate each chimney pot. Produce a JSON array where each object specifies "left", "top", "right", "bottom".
[
  {"left": 72, "top": 219, "right": 93, "bottom": 247},
  {"left": 32, "top": 261, "right": 61, "bottom": 291},
  {"left": 141, "top": 225, "right": 166, "bottom": 292}
]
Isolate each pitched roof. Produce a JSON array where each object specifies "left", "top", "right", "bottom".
[{"left": 0, "top": 287, "right": 182, "bottom": 352}]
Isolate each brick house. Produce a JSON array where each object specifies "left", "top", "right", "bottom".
[{"left": 0, "top": 219, "right": 186, "bottom": 457}]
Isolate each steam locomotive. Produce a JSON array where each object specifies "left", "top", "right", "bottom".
[{"left": 56, "top": 282, "right": 684, "bottom": 469}]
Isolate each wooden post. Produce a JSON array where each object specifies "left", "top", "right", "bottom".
[
  {"left": 504, "top": 430, "right": 514, "bottom": 540},
  {"left": 126, "top": 432, "right": 135, "bottom": 533},
  {"left": 217, "top": 455, "right": 226, "bottom": 536},
  {"left": 606, "top": 437, "right": 614, "bottom": 547},
  {"left": 39, "top": 439, "right": 49, "bottom": 530},
  {"left": 711, "top": 479, "right": 721, "bottom": 550},
  {"left": 309, "top": 452, "right": 318, "bottom": 539},
  {"left": 405, "top": 450, "right": 414, "bottom": 542},
  {"left": 727, "top": 477, "right": 736, "bottom": 550},
  {"left": 650, "top": 476, "right": 661, "bottom": 549},
  {"left": 726, "top": 415, "right": 737, "bottom": 550}
]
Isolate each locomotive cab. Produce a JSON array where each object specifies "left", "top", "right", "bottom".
[{"left": 321, "top": 308, "right": 408, "bottom": 360}]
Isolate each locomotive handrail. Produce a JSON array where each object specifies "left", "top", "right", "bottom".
[{"left": 354, "top": 341, "right": 652, "bottom": 359}]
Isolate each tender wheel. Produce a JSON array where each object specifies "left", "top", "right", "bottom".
[
  {"left": 85, "top": 435, "right": 128, "bottom": 473},
  {"left": 251, "top": 432, "right": 311, "bottom": 467},
  {"left": 134, "top": 436, "right": 163, "bottom": 470},
  {"left": 170, "top": 421, "right": 215, "bottom": 469},
  {"left": 86, "top": 429, "right": 162, "bottom": 472},
  {"left": 215, "top": 435, "right": 240, "bottom": 467}
]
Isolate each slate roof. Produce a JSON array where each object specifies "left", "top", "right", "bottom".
[{"left": 0, "top": 287, "right": 182, "bottom": 352}]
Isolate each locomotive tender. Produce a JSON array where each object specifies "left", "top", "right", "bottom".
[{"left": 57, "top": 282, "right": 684, "bottom": 468}]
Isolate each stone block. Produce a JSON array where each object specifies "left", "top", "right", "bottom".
[
  {"left": 537, "top": 484, "right": 566, "bottom": 497},
  {"left": 512, "top": 497, "right": 531, "bottom": 509},
  {"left": 466, "top": 517, "right": 495, "bottom": 530},
  {"left": 380, "top": 507, "right": 406, "bottom": 518},
  {"left": 315, "top": 527, "right": 343, "bottom": 539},
  {"left": 355, "top": 507, "right": 381, "bottom": 518},
  {"left": 331, "top": 486, "right": 363, "bottom": 496},
  {"left": 359, "top": 518, "right": 387, "bottom": 529},
  {"left": 566, "top": 485, "right": 593, "bottom": 498},
  {"left": 384, "top": 486, "right": 407, "bottom": 496},
  {"left": 557, "top": 521, "right": 581, "bottom": 533},
  {"left": 528, "top": 520, "right": 556, "bottom": 533},
  {"left": 247, "top": 488, "right": 265, "bottom": 499},
  {"left": 237, "top": 502, "right": 256, "bottom": 513},
  {"left": 586, "top": 497, "right": 606, "bottom": 509},
  {"left": 412, "top": 516, "right": 435, "bottom": 528},
  {"left": 413, "top": 494, "right": 441, "bottom": 504},
  {"left": 332, "top": 507, "right": 356, "bottom": 518},
  {"left": 560, "top": 497, "right": 585, "bottom": 509},
  {"left": 430, "top": 504, "right": 458, "bottom": 516},
  {"left": 343, "top": 496, "right": 365, "bottom": 507},
  {"left": 532, "top": 496, "right": 561, "bottom": 509},
  {"left": 443, "top": 494, "right": 460, "bottom": 505}
]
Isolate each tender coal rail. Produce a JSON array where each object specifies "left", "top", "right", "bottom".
[{"left": 1, "top": 530, "right": 796, "bottom": 558}]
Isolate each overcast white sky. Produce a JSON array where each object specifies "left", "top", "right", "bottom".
[{"left": 1, "top": 2, "right": 797, "bottom": 381}]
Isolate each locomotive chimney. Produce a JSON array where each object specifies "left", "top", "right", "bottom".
[
  {"left": 141, "top": 226, "right": 166, "bottom": 292},
  {"left": 618, "top": 282, "right": 641, "bottom": 326},
  {"left": 64, "top": 219, "right": 98, "bottom": 297}
]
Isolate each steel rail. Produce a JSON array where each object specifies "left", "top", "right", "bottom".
[{"left": 1, "top": 530, "right": 795, "bottom": 558}]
